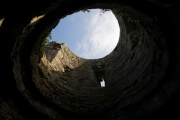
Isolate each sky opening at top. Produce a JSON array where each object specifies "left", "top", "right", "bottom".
[{"left": 50, "top": 9, "right": 120, "bottom": 59}]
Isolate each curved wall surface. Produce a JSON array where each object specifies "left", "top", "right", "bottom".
[{"left": 0, "top": 0, "right": 180, "bottom": 120}]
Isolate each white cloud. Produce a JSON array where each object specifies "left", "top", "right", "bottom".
[{"left": 76, "top": 9, "right": 120, "bottom": 59}]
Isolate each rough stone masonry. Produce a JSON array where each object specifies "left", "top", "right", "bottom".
[{"left": 0, "top": 0, "right": 180, "bottom": 120}]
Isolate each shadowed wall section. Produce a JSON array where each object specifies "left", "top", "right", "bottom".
[{"left": 0, "top": 0, "right": 180, "bottom": 120}]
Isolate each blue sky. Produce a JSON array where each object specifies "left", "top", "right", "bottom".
[{"left": 50, "top": 9, "right": 120, "bottom": 59}]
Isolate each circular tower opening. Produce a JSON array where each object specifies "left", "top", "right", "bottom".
[{"left": 50, "top": 9, "right": 120, "bottom": 59}]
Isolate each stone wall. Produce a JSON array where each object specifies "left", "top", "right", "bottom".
[
  {"left": 37, "top": 8, "right": 168, "bottom": 115},
  {"left": 0, "top": 0, "right": 180, "bottom": 120}
]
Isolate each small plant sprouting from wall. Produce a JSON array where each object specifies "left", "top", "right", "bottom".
[
  {"left": 81, "top": 9, "right": 90, "bottom": 13},
  {"left": 40, "top": 32, "right": 52, "bottom": 53}
]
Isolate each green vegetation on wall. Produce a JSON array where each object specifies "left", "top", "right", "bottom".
[{"left": 40, "top": 32, "right": 52, "bottom": 53}]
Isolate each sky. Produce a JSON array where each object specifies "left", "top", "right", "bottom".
[{"left": 50, "top": 9, "right": 120, "bottom": 59}]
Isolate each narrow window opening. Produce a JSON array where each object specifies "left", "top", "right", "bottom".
[
  {"left": 100, "top": 79, "right": 105, "bottom": 87},
  {"left": 92, "top": 61, "right": 106, "bottom": 87}
]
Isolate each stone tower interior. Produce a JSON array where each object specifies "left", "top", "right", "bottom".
[{"left": 0, "top": 0, "right": 180, "bottom": 120}]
